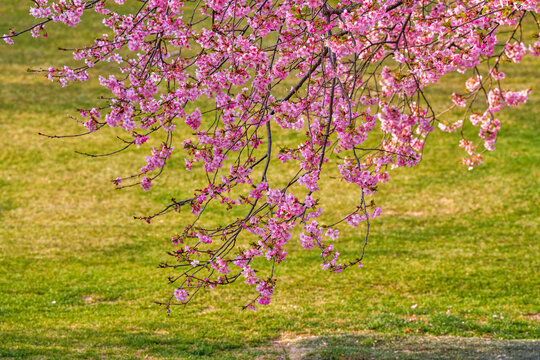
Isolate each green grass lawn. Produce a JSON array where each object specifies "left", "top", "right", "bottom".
[{"left": 0, "top": 4, "right": 539, "bottom": 359}]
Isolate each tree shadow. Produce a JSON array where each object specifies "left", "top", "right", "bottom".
[{"left": 0, "top": 328, "right": 274, "bottom": 359}]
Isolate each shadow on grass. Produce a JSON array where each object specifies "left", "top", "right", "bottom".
[
  {"left": 0, "top": 329, "right": 282, "bottom": 360},
  {"left": 282, "top": 334, "right": 540, "bottom": 360}
]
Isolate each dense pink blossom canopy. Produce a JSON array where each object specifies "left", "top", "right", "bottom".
[{"left": 3, "top": 0, "right": 538, "bottom": 311}]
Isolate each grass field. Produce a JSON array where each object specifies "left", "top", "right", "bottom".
[{"left": 0, "top": 3, "right": 539, "bottom": 359}]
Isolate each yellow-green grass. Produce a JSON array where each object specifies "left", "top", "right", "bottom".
[{"left": 0, "top": 3, "right": 539, "bottom": 359}]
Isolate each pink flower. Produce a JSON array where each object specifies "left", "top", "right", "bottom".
[
  {"left": 2, "top": 35, "right": 14, "bottom": 45},
  {"left": 505, "top": 42, "right": 527, "bottom": 63},
  {"left": 451, "top": 93, "right": 466, "bottom": 107},
  {"left": 133, "top": 135, "right": 149, "bottom": 146},
  {"left": 346, "top": 213, "right": 366, "bottom": 227},
  {"left": 504, "top": 89, "right": 529, "bottom": 107},
  {"left": 185, "top": 109, "right": 201, "bottom": 130},
  {"left": 325, "top": 228, "right": 339, "bottom": 240},
  {"left": 465, "top": 76, "right": 482, "bottom": 92},
  {"left": 196, "top": 233, "right": 212, "bottom": 244},
  {"left": 141, "top": 177, "right": 152, "bottom": 191},
  {"left": 174, "top": 289, "right": 188, "bottom": 302},
  {"left": 489, "top": 69, "right": 505, "bottom": 80}
]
